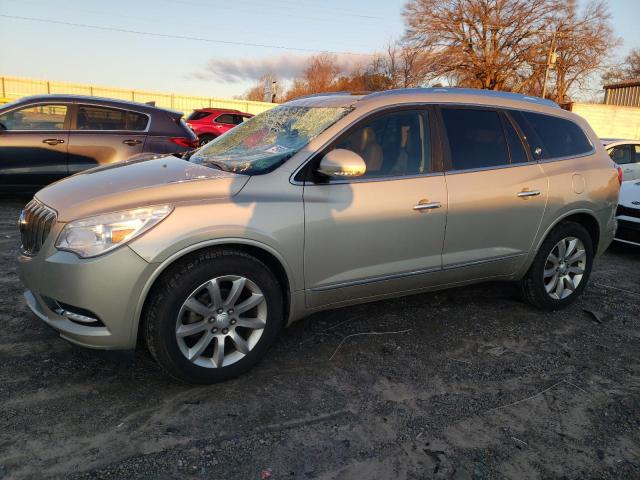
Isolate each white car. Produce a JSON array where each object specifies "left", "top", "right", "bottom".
[
  {"left": 602, "top": 139, "right": 640, "bottom": 181},
  {"left": 615, "top": 179, "right": 640, "bottom": 246}
]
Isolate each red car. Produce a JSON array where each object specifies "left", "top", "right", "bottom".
[{"left": 186, "top": 108, "right": 253, "bottom": 146}]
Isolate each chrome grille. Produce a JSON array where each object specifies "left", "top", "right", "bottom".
[{"left": 19, "top": 199, "right": 57, "bottom": 256}]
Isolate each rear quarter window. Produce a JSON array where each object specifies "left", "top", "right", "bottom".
[{"left": 512, "top": 111, "right": 592, "bottom": 160}]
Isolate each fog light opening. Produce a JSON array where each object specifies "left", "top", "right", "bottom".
[{"left": 53, "top": 302, "right": 105, "bottom": 327}]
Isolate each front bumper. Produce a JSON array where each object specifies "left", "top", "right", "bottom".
[{"left": 18, "top": 242, "right": 153, "bottom": 350}]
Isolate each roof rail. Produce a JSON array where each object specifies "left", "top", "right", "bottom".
[
  {"left": 290, "top": 91, "right": 370, "bottom": 101},
  {"left": 364, "top": 87, "right": 560, "bottom": 108}
]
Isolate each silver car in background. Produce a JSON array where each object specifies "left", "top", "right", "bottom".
[{"left": 18, "top": 88, "right": 620, "bottom": 383}]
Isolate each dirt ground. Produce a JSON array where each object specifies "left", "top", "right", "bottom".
[{"left": 0, "top": 195, "right": 639, "bottom": 480}]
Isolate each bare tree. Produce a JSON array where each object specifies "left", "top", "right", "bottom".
[
  {"left": 544, "top": 0, "right": 619, "bottom": 102},
  {"left": 602, "top": 48, "right": 640, "bottom": 84},
  {"left": 404, "top": 0, "right": 557, "bottom": 91}
]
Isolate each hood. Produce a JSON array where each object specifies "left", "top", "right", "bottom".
[
  {"left": 619, "top": 180, "right": 640, "bottom": 209},
  {"left": 36, "top": 155, "right": 250, "bottom": 222}
]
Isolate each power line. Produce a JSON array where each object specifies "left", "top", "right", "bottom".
[{"left": 0, "top": 14, "right": 374, "bottom": 56}]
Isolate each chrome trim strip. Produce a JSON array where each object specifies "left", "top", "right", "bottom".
[
  {"left": 294, "top": 171, "right": 445, "bottom": 186},
  {"left": 311, "top": 266, "right": 441, "bottom": 292},
  {"left": 442, "top": 253, "right": 525, "bottom": 271},
  {"left": 310, "top": 253, "right": 526, "bottom": 292}
]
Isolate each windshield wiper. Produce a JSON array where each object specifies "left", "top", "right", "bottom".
[{"left": 202, "top": 159, "right": 230, "bottom": 172}]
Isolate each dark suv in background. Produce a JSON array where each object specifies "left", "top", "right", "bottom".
[{"left": 0, "top": 95, "right": 198, "bottom": 189}]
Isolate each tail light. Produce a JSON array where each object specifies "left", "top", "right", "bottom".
[
  {"left": 617, "top": 166, "right": 623, "bottom": 185},
  {"left": 170, "top": 137, "right": 199, "bottom": 148}
]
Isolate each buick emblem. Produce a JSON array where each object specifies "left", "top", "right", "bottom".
[{"left": 632, "top": 201, "right": 640, "bottom": 206}]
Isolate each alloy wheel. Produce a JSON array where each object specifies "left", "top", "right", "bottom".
[
  {"left": 543, "top": 236, "right": 586, "bottom": 300},
  {"left": 175, "top": 275, "right": 267, "bottom": 368}
]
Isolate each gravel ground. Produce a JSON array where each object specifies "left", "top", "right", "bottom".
[{"left": 0, "top": 195, "right": 639, "bottom": 480}]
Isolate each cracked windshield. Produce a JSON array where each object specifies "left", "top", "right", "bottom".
[{"left": 190, "top": 105, "right": 351, "bottom": 174}]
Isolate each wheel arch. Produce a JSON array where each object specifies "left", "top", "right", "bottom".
[
  {"left": 133, "top": 239, "right": 294, "bottom": 345},
  {"left": 526, "top": 209, "right": 601, "bottom": 275}
]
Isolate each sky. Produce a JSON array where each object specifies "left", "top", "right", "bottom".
[{"left": 0, "top": 0, "right": 638, "bottom": 99}]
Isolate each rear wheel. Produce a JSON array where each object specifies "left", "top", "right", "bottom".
[
  {"left": 520, "top": 222, "right": 593, "bottom": 310},
  {"left": 199, "top": 134, "right": 215, "bottom": 146},
  {"left": 143, "top": 249, "right": 283, "bottom": 384}
]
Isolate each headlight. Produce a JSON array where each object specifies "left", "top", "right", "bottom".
[{"left": 56, "top": 205, "right": 173, "bottom": 258}]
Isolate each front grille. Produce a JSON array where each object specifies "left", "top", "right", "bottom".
[
  {"left": 19, "top": 199, "right": 57, "bottom": 256},
  {"left": 616, "top": 204, "right": 640, "bottom": 219}
]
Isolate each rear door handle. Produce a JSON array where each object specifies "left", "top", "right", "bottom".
[
  {"left": 123, "top": 139, "right": 142, "bottom": 146},
  {"left": 42, "top": 138, "right": 64, "bottom": 145},
  {"left": 413, "top": 201, "right": 442, "bottom": 211},
  {"left": 517, "top": 190, "right": 541, "bottom": 198}
]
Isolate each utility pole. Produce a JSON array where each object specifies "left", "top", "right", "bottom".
[
  {"left": 541, "top": 30, "right": 557, "bottom": 99},
  {"left": 263, "top": 76, "right": 277, "bottom": 103}
]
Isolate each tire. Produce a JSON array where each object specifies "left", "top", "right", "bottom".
[
  {"left": 520, "top": 221, "right": 594, "bottom": 310},
  {"left": 199, "top": 135, "right": 215, "bottom": 146},
  {"left": 143, "top": 249, "right": 283, "bottom": 384}
]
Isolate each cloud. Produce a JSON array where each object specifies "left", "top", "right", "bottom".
[{"left": 192, "top": 53, "right": 369, "bottom": 83}]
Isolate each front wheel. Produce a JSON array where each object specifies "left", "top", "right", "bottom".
[
  {"left": 143, "top": 249, "right": 283, "bottom": 384},
  {"left": 520, "top": 222, "right": 594, "bottom": 310},
  {"left": 199, "top": 134, "right": 215, "bottom": 146}
]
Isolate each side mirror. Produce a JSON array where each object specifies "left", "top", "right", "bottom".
[{"left": 317, "top": 148, "right": 367, "bottom": 178}]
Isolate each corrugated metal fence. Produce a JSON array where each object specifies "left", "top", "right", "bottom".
[
  {"left": 603, "top": 82, "right": 640, "bottom": 108},
  {"left": 0, "top": 75, "right": 276, "bottom": 115}
]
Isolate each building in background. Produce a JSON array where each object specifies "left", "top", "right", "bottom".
[{"left": 603, "top": 80, "right": 640, "bottom": 108}]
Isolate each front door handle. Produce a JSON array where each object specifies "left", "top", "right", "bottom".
[
  {"left": 413, "top": 201, "right": 442, "bottom": 211},
  {"left": 123, "top": 139, "right": 142, "bottom": 146},
  {"left": 42, "top": 138, "right": 64, "bottom": 145},
  {"left": 517, "top": 189, "right": 541, "bottom": 198}
]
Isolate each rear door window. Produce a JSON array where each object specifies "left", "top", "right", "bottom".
[
  {"left": 441, "top": 108, "right": 510, "bottom": 170},
  {"left": 76, "top": 105, "right": 148, "bottom": 131},
  {"left": 0, "top": 104, "right": 68, "bottom": 130},
  {"left": 511, "top": 111, "right": 592, "bottom": 160},
  {"left": 215, "top": 114, "right": 235, "bottom": 125}
]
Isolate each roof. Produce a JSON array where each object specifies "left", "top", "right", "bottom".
[
  {"left": 601, "top": 138, "right": 640, "bottom": 146},
  {"left": 603, "top": 79, "right": 640, "bottom": 89},
  {"left": 285, "top": 87, "right": 559, "bottom": 111},
  {"left": 1, "top": 94, "right": 184, "bottom": 116},
  {"left": 194, "top": 107, "right": 244, "bottom": 114}
]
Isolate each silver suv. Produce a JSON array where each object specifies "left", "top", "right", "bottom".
[{"left": 18, "top": 89, "right": 620, "bottom": 384}]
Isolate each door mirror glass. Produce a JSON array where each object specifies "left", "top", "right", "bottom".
[{"left": 317, "top": 148, "right": 367, "bottom": 178}]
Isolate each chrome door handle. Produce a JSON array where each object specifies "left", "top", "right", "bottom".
[
  {"left": 123, "top": 139, "right": 142, "bottom": 146},
  {"left": 413, "top": 202, "right": 442, "bottom": 211},
  {"left": 517, "top": 190, "right": 541, "bottom": 198},
  {"left": 42, "top": 138, "right": 64, "bottom": 145}
]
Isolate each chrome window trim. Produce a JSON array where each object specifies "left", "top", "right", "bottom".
[
  {"left": 0, "top": 100, "right": 151, "bottom": 133},
  {"left": 296, "top": 171, "right": 445, "bottom": 186}
]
